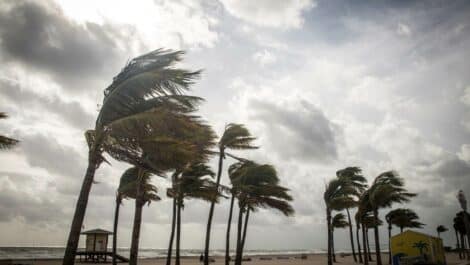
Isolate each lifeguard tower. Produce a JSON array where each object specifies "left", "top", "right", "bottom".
[{"left": 77, "top": 228, "right": 128, "bottom": 263}]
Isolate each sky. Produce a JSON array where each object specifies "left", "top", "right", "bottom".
[{"left": 0, "top": 0, "right": 470, "bottom": 252}]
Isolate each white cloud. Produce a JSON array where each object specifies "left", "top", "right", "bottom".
[
  {"left": 461, "top": 85, "right": 470, "bottom": 105},
  {"left": 252, "top": 49, "right": 277, "bottom": 66},
  {"left": 220, "top": 0, "right": 315, "bottom": 29},
  {"left": 458, "top": 144, "right": 470, "bottom": 162},
  {"left": 397, "top": 23, "right": 412, "bottom": 36}
]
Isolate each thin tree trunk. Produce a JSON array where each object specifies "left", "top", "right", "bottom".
[
  {"left": 346, "top": 208, "right": 357, "bottom": 262},
  {"left": 464, "top": 210, "right": 470, "bottom": 260},
  {"left": 400, "top": 227, "right": 403, "bottom": 233},
  {"left": 204, "top": 148, "right": 224, "bottom": 265},
  {"left": 235, "top": 206, "right": 244, "bottom": 265},
  {"left": 356, "top": 225, "right": 363, "bottom": 263},
  {"left": 362, "top": 224, "right": 368, "bottom": 265},
  {"left": 366, "top": 229, "right": 372, "bottom": 261},
  {"left": 241, "top": 209, "right": 250, "bottom": 253},
  {"left": 112, "top": 195, "right": 121, "bottom": 265},
  {"left": 387, "top": 223, "right": 392, "bottom": 265},
  {"left": 225, "top": 194, "right": 235, "bottom": 265},
  {"left": 332, "top": 228, "right": 336, "bottom": 263},
  {"left": 455, "top": 229, "right": 462, "bottom": 259},
  {"left": 175, "top": 199, "right": 182, "bottom": 265},
  {"left": 63, "top": 158, "right": 99, "bottom": 265},
  {"left": 373, "top": 209, "right": 382, "bottom": 265},
  {"left": 166, "top": 197, "right": 177, "bottom": 265},
  {"left": 129, "top": 169, "right": 145, "bottom": 265},
  {"left": 327, "top": 208, "right": 332, "bottom": 265},
  {"left": 461, "top": 233, "right": 466, "bottom": 259}
]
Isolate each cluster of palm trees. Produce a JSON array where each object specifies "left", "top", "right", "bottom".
[
  {"left": 62, "top": 49, "right": 294, "bottom": 265},
  {"left": 453, "top": 211, "right": 470, "bottom": 260},
  {"left": 324, "top": 167, "right": 419, "bottom": 265}
]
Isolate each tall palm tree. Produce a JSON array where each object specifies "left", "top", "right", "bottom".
[
  {"left": 454, "top": 222, "right": 462, "bottom": 259},
  {"left": 231, "top": 163, "right": 294, "bottom": 265},
  {"left": 324, "top": 178, "right": 359, "bottom": 265},
  {"left": 354, "top": 212, "right": 363, "bottom": 264},
  {"left": 203, "top": 124, "right": 257, "bottom": 265},
  {"left": 363, "top": 213, "right": 382, "bottom": 262},
  {"left": 112, "top": 169, "right": 142, "bottom": 265},
  {"left": 225, "top": 160, "right": 253, "bottom": 265},
  {"left": 116, "top": 167, "right": 160, "bottom": 265},
  {"left": 336, "top": 167, "right": 367, "bottom": 263},
  {"left": 63, "top": 49, "right": 204, "bottom": 265},
  {"left": 437, "top": 225, "right": 448, "bottom": 238},
  {"left": 168, "top": 163, "right": 220, "bottom": 265},
  {"left": 385, "top": 208, "right": 423, "bottom": 264},
  {"left": 367, "top": 171, "right": 416, "bottom": 265},
  {"left": 332, "top": 213, "right": 349, "bottom": 262},
  {"left": 0, "top": 112, "right": 19, "bottom": 150}
]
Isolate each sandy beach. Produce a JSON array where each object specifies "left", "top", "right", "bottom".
[{"left": 18, "top": 253, "right": 468, "bottom": 265}]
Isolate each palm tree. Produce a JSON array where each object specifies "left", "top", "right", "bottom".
[
  {"left": 412, "top": 241, "right": 428, "bottom": 256},
  {"left": 231, "top": 163, "right": 294, "bottom": 265},
  {"left": 336, "top": 167, "right": 367, "bottom": 263},
  {"left": 367, "top": 171, "right": 416, "bottom": 265},
  {"left": 225, "top": 160, "right": 253, "bottom": 265},
  {"left": 63, "top": 49, "right": 204, "bottom": 265},
  {"left": 116, "top": 167, "right": 160, "bottom": 265},
  {"left": 454, "top": 211, "right": 470, "bottom": 259},
  {"left": 324, "top": 178, "right": 358, "bottom": 265},
  {"left": 0, "top": 112, "right": 19, "bottom": 149},
  {"left": 168, "top": 163, "right": 220, "bottom": 265},
  {"left": 354, "top": 212, "right": 363, "bottom": 264},
  {"left": 437, "top": 225, "right": 448, "bottom": 238},
  {"left": 203, "top": 124, "right": 257, "bottom": 265},
  {"left": 332, "top": 213, "right": 349, "bottom": 262},
  {"left": 454, "top": 222, "right": 462, "bottom": 259},
  {"left": 385, "top": 208, "right": 423, "bottom": 264},
  {"left": 363, "top": 213, "right": 383, "bottom": 262},
  {"left": 112, "top": 169, "right": 141, "bottom": 265}
]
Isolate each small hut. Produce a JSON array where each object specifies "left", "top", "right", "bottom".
[
  {"left": 78, "top": 228, "right": 113, "bottom": 263},
  {"left": 391, "top": 230, "right": 446, "bottom": 265}
]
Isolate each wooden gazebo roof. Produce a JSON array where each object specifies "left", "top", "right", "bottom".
[{"left": 81, "top": 228, "right": 113, "bottom": 235}]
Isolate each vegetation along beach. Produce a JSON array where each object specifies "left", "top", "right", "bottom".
[{"left": 1, "top": 1, "right": 470, "bottom": 265}]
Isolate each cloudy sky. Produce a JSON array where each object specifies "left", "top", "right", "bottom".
[{"left": 1, "top": 0, "right": 470, "bottom": 252}]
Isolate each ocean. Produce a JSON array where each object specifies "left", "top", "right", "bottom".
[{"left": 0, "top": 247, "right": 325, "bottom": 260}]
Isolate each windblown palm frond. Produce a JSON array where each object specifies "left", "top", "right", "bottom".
[
  {"left": 332, "top": 213, "right": 349, "bottom": 229},
  {"left": 0, "top": 112, "right": 19, "bottom": 150},
  {"left": 219, "top": 123, "right": 258, "bottom": 150},
  {"left": 97, "top": 49, "right": 202, "bottom": 127},
  {"left": 118, "top": 167, "right": 160, "bottom": 203},
  {"left": 386, "top": 208, "right": 424, "bottom": 230}
]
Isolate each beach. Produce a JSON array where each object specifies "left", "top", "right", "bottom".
[{"left": 11, "top": 253, "right": 467, "bottom": 265}]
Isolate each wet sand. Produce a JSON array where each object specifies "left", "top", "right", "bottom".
[{"left": 23, "top": 252, "right": 469, "bottom": 265}]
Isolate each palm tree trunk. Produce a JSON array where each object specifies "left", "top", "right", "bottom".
[
  {"left": 204, "top": 148, "right": 224, "bottom": 265},
  {"left": 362, "top": 224, "right": 368, "bottom": 265},
  {"left": 356, "top": 225, "right": 363, "bottom": 263},
  {"left": 63, "top": 158, "right": 99, "bottom": 265},
  {"left": 327, "top": 208, "right": 333, "bottom": 265},
  {"left": 387, "top": 223, "right": 392, "bottom": 265},
  {"left": 112, "top": 195, "right": 121, "bottom": 265},
  {"left": 175, "top": 199, "right": 182, "bottom": 265},
  {"left": 455, "top": 229, "right": 462, "bottom": 259},
  {"left": 332, "top": 228, "right": 336, "bottom": 263},
  {"left": 346, "top": 208, "right": 357, "bottom": 262},
  {"left": 225, "top": 194, "right": 235, "bottom": 265},
  {"left": 235, "top": 206, "right": 244, "bottom": 265},
  {"left": 241, "top": 209, "right": 250, "bottom": 254},
  {"left": 366, "top": 228, "right": 372, "bottom": 261},
  {"left": 461, "top": 233, "right": 466, "bottom": 259},
  {"left": 463, "top": 210, "right": 470, "bottom": 260},
  {"left": 166, "top": 197, "right": 177, "bottom": 265},
  {"left": 373, "top": 209, "right": 382, "bottom": 265},
  {"left": 129, "top": 169, "right": 145, "bottom": 265},
  {"left": 400, "top": 226, "right": 403, "bottom": 233}
]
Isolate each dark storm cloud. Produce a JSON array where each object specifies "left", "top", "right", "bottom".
[
  {"left": 0, "top": 0, "right": 132, "bottom": 91},
  {"left": 0, "top": 79, "right": 95, "bottom": 129},
  {"left": 250, "top": 99, "right": 338, "bottom": 162},
  {"left": 0, "top": 174, "right": 66, "bottom": 224},
  {"left": 19, "top": 132, "right": 86, "bottom": 181}
]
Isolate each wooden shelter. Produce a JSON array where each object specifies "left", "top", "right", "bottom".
[
  {"left": 77, "top": 228, "right": 128, "bottom": 263},
  {"left": 391, "top": 230, "right": 446, "bottom": 265}
]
